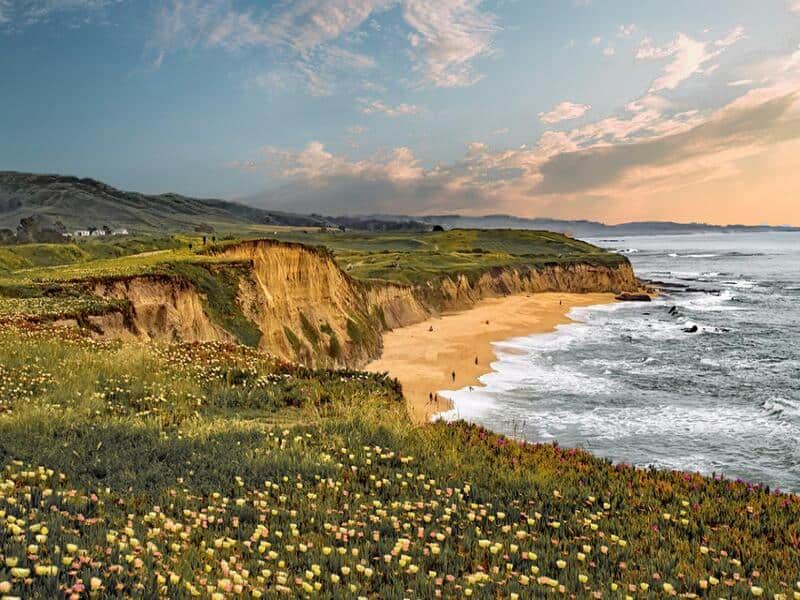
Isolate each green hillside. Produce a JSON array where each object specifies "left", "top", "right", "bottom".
[
  {"left": 0, "top": 332, "right": 797, "bottom": 599},
  {"left": 0, "top": 171, "right": 331, "bottom": 233}
]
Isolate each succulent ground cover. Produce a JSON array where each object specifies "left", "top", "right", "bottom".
[{"left": 0, "top": 325, "right": 799, "bottom": 599}]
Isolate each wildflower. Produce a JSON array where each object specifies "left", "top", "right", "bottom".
[
  {"left": 663, "top": 582, "right": 675, "bottom": 594},
  {"left": 751, "top": 587, "right": 763, "bottom": 597},
  {"left": 34, "top": 565, "right": 57, "bottom": 577}
]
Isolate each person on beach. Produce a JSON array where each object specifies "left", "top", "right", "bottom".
[
  {"left": 475, "top": 356, "right": 478, "bottom": 365},
  {"left": 451, "top": 371, "right": 456, "bottom": 382},
  {"left": 428, "top": 392, "right": 433, "bottom": 404},
  {"left": 434, "top": 393, "right": 439, "bottom": 404}
]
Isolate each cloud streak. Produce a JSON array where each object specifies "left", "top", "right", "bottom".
[
  {"left": 538, "top": 102, "right": 591, "bottom": 124},
  {"left": 149, "top": 0, "right": 500, "bottom": 91},
  {"left": 637, "top": 28, "right": 744, "bottom": 92}
]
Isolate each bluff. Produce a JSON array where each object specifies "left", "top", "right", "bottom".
[{"left": 81, "top": 239, "right": 641, "bottom": 368}]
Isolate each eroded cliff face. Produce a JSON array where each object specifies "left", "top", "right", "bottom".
[
  {"left": 90, "top": 277, "right": 233, "bottom": 343},
  {"left": 219, "top": 240, "right": 382, "bottom": 367},
  {"left": 84, "top": 240, "right": 640, "bottom": 368}
]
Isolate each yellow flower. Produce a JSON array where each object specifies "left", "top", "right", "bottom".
[
  {"left": 578, "top": 574, "right": 588, "bottom": 584},
  {"left": 663, "top": 583, "right": 675, "bottom": 594},
  {"left": 751, "top": 587, "right": 763, "bottom": 597},
  {"left": 556, "top": 560, "right": 566, "bottom": 569}
]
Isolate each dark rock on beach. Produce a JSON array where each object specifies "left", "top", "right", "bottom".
[
  {"left": 616, "top": 292, "right": 652, "bottom": 302},
  {"left": 682, "top": 325, "right": 699, "bottom": 333}
]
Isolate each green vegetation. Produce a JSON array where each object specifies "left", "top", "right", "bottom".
[
  {"left": 166, "top": 262, "right": 262, "bottom": 348},
  {"left": 0, "top": 237, "right": 182, "bottom": 274},
  {"left": 262, "top": 228, "right": 626, "bottom": 285},
  {"left": 0, "top": 325, "right": 798, "bottom": 599},
  {"left": 300, "top": 314, "right": 321, "bottom": 347}
]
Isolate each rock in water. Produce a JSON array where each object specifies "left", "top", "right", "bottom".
[
  {"left": 682, "top": 325, "right": 699, "bottom": 333},
  {"left": 615, "top": 293, "right": 652, "bottom": 302}
]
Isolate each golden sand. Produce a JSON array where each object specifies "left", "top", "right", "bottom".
[{"left": 365, "top": 292, "right": 615, "bottom": 423}]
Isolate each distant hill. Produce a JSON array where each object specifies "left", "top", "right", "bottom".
[
  {"left": 373, "top": 214, "right": 800, "bottom": 237},
  {"left": 0, "top": 171, "right": 339, "bottom": 233},
  {"left": 0, "top": 171, "right": 434, "bottom": 235},
  {"left": 5, "top": 171, "right": 794, "bottom": 238}
]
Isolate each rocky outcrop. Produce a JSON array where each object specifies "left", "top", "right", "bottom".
[
  {"left": 90, "top": 276, "right": 233, "bottom": 343},
  {"left": 83, "top": 239, "right": 642, "bottom": 368},
  {"left": 616, "top": 292, "right": 653, "bottom": 302}
]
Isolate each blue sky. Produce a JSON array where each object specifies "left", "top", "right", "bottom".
[{"left": 2, "top": 0, "right": 800, "bottom": 224}]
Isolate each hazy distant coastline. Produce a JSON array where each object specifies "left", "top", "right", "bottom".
[{"left": 366, "top": 213, "right": 800, "bottom": 237}]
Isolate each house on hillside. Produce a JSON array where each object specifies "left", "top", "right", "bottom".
[
  {"left": 111, "top": 228, "right": 129, "bottom": 235},
  {"left": 73, "top": 230, "right": 91, "bottom": 237},
  {"left": 90, "top": 229, "right": 106, "bottom": 237}
]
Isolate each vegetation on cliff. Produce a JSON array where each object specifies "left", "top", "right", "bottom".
[
  {"left": 0, "top": 326, "right": 798, "bottom": 599},
  {"left": 0, "top": 229, "right": 637, "bottom": 368}
]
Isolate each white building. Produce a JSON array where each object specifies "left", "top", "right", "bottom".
[
  {"left": 73, "top": 230, "right": 91, "bottom": 237},
  {"left": 111, "top": 228, "right": 129, "bottom": 235}
]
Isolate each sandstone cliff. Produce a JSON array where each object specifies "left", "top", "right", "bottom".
[{"left": 83, "top": 239, "right": 640, "bottom": 368}]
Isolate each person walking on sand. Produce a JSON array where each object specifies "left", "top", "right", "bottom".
[
  {"left": 451, "top": 371, "right": 456, "bottom": 382},
  {"left": 475, "top": 356, "right": 478, "bottom": 365},
  {"left": 428, "top": 392, "right": 433, "bottom": 404}
]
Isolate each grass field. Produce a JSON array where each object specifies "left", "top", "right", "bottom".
[{"left": 0, "top": 325, "right": 798, "bottom": 599}]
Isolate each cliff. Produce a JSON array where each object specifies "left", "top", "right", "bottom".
[{"left": 82, "top": 239, "right": 641, "bottom": 367}]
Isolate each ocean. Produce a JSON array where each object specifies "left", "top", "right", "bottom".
[{"left": 440, "top": 232, "right": 800, "bottom": 492}]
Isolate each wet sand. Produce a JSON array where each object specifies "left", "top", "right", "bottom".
[{"left": 366, "top": 292, "right": 615, "bottom": 423}]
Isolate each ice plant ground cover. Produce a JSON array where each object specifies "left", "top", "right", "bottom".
[{"left": 0, "top": 325, "right": 799, "bottom": 598}]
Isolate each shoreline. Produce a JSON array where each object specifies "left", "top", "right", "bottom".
[{"left": 365, "top": 292, "right": 616, "bottom": 423}]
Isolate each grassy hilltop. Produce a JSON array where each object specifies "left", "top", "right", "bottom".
[{"left": 0, "top": 231, "right": 798, "bottom": 598}]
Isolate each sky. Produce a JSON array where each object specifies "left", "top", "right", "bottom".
[{"left": 2, "top": 1, "right": 800, "bottom": 225}]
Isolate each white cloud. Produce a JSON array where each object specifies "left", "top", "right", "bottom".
[
  {"left": 617, "top": 24, "right": 637, "bottom": 38},
  {"left": 715, "top": 25, "right": 746, "bottom": 48},
  {"left": 243, "top": 141, "right": 424, "bottom": 183},
  {"left": 263, "top": 0, "right": 394, "bottom": 53},
  {"left": 728, "top": 79, "right": 753, "bottom": 87},
  {"left": 791, "top": 0, "right": 800, "bottom": 14},
  {"left": 150, "top": 0, "right": 499, "bottom": 91},
  {"left": 492, "top": 128, "right": 510, "bottom": 135},
  {"left": 603, "top": 46, "right": 615, "bottom": 56},
  {"left": 539, "top": 101, "right": 591, "bottom": 124},
  {"left": 402, "top": 0, "right": 499, "bottom": 87},
  {"left": 0, "top": 0, "right": 116, "bottom": 28},
  {"left": 358, "top": 99, "right": 421, "bottom": 117},
  {"left": 637, "top": 28, "right": 745, "bottom": 92}
]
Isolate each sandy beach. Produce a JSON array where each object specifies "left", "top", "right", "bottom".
[{"left": 366, "top": 292, "right": 616, "bottom": 423}]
